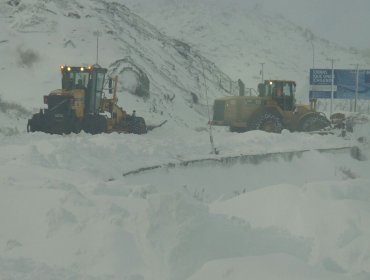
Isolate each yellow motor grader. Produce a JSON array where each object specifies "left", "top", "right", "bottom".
[{"left": 27, "top": 64, "right": 147, "bottom": 134}]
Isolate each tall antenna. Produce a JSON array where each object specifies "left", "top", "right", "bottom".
[
  {"left": 93, "top": 30, "right": 101, "bottom": 65},
  {"left": 260, "top": 62, "right": 265, "bottom": 82},
  {"left": 350, "top": 63, "right": 362, "bottom": 113},
  {"left": 327, "top": 58, "right": 339, "bottom": 116}
]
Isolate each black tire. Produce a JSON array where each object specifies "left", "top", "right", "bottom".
[
  {"left": 27, "top": 119, "right": 36, "bottom": 132},
  {"left": 230, "top": 126, "right": 247, "bottom": 133},
  {"left": 298, "top": 114, "right": 331, "bottom": 132},
  {"left": 71, "top": 120, "right": 82, "bottom": 134},
  {"left": 82, "top": 115, "right": 107, "bottom": 134},
  {"left": 249, "top": 112, "right": 283, "bottom": 133},
  {"left": 27, "top": 119, "right": 35, "bottom": 132},
  {"left": 51, "top": 121, "right": 70, "bottom": 135},
  {"left": 27, "top": 113, "right": 43, "bottom": 132},
  {"left": 130, "top": 117, "right": 147, "bottom": 134}
]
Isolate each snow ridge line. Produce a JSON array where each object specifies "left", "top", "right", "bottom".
[{"left": 122, "top": 146, "right": 354, "bottom": 177}]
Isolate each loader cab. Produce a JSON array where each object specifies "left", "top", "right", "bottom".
[
  {"left": 258, "top": 80, "right": 296, "bottom": 111},
  {"left": 60, "top": 65, "right": 107, "bottom": 114}
]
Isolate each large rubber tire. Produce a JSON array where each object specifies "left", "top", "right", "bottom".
[
  {"left": 249, "top": 112, "right": 283, "bottom": 133},
  {"left": 71, "top": 120, "right": 82, "bottom": 134},
  {"left": 27, "top": 112, "right": 44, "bottom": 133},
  {"left": 230, "top": 126, "right": 247, "bottom": 133},
  {"left": 28, "top": 111, "right": 81, "bottom": 135},
  {"left": 27, "top": 119, "right": 37, "bottom": 132},
  {"left": 82, "top": 115, "right": 107, "bottom": 134},
  {"left": 130, "top": 117, "right": 147, "bottom": 135},
  {"left": 27, "top": 117, "right": 38, "bottom": 132},
  {"left": 298, "top": 114, "right": 331, "bottom": 132}
]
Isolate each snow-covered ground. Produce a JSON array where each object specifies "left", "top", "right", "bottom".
[
  {"left": 1, "top": 104, "right": 370, "bottom": 279},
  {"left": 1, "top": 0, "right": 370, "bottom": 279}
]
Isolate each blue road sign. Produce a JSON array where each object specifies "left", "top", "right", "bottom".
[{"left": 309, "top": 69, "right": 370, "bottom": 99}]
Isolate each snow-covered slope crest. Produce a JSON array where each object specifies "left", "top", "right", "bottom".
[{"left": 0, "top": 0, "right": 236, "bottom": 129}]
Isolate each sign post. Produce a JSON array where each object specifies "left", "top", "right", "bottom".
[
  {"left": 260, "top": 62, "right": 264, "bottom": 83},
  {"left": 331, "top": 62, "right": 334, "bottom": 116},
  {"left": 327, "top": 58, "right": 338, "bottom": 116},
  {"left": 355, "top": 64, "right": 359, "bottom": 112}
]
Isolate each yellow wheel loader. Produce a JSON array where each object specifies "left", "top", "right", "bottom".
[
  {"left": 27, "top": 64, "right": 147, "bottom": 135},
  {"left": 212, "top": 80, "right": 331, "bottom": 133}
]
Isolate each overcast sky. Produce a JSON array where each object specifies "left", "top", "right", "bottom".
[{"left": 255, "top": 0, "right": 370, "bottom": 49}]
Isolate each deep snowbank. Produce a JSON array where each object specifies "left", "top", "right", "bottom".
[{"left": 0, "top": 117, "right": 369, "bottom": 279}]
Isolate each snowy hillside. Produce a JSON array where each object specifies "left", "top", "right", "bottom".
[
  {"left": 1, "top": 1, "right": 370, "bottom": 280},
  {"left": 124, "top": 0, "right": 370, "bottom": 104},
  {"left": 0, "top": 0, "right": 236, "bottom": 129}
]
